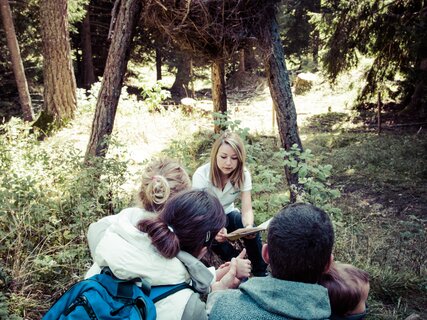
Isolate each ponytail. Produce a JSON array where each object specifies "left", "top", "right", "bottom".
[
  {"left": 138, "top": 190, "right": 226, "bottom": 259},
  {"left": 138, "top": 217, "right": 180, "bottom": 259}
]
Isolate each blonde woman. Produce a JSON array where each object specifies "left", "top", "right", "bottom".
[
  {"left": 86, "top": 158, "right": 191, "bottom": 276},
  {"left": 86, "top": 158, "right": 251, "bottom": 287},
  {"left": 192, "top": 132, "right": 267, "bottom": 276}
]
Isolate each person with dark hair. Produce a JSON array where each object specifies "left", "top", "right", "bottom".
[
  {"left": 192, "top": 131, "right": 267, "bottom": 276},
  {"left": 208, "top": 203, "right": 335, "bottom": 320},
  {"left": 319, "top": 262, "right": 370, "bottom": 320},
  {"left": 88, "top": 190, "right": 241, "bottom": 320}
]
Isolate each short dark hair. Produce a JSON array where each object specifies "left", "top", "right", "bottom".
[
  {"left": 138, "top": 189, "right": 226, "bottom": 258},
  {"left": 267, "top": 203, "right": 334, "bottom": 283},
  {"left": 319, "top": 263, "right": 370, "bottom": 316}
]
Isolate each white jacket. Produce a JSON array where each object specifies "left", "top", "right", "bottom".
[{"left": 86, "top": 207, "right": 213, "bottom": 320}]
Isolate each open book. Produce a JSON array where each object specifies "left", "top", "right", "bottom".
[{"left": 225, "top": 217, "right": 273, "bottom": 241}]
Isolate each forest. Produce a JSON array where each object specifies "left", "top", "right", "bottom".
[{"left": 0, "top": 0, "right": 426, "bottom": 319}]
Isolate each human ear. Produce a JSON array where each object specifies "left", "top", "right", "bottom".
[
  {"left": 197, "top": 247, "right": 208, "bottom": 260},
  {"left": 261, "top": 244, "right": 269, "bottom": 264},
  {"left": 324, "top": 254, "right": 334, "bottom": 273}
]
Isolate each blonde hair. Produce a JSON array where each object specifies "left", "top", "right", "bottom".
[
  {"left": 209, "top": 132, "right": 246, "bottom": 189},
  {"left": 137, "top": 158, "right": 191, "bottom": 212}
]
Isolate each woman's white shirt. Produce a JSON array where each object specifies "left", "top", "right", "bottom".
[{"left": 192, "top": 163, "right": 252, "bottom": 214}]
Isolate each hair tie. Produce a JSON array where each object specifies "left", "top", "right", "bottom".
[
  {"left": 167, "top": 225, "right": 174, "bottom": 233},
  {"left": 205, "top": 231, "right": 211, "bottom": 243}
]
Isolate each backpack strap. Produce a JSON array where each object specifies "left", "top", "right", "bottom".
[
  {"left": 150, "top": 283, "right": 194, "bottom": 303},
  {"left": 100, "top": 267, "right": 195, "bottom": 304},
  {"left": 101, "top": 266, "right": 152, "bottom": 296}
]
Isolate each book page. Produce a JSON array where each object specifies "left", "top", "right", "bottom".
[{"left": 225, "top": 217, "right": 273, "bottom": 241}]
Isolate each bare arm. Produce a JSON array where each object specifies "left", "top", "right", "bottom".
[{"left": 240, "top": 191, "right": 254, "bottom": 228}]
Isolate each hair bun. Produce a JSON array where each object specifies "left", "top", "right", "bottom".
[{"left": 149, "top": 175, "right": 171, "bottom": 205}]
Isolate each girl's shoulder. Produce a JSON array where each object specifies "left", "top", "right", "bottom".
[
  {"left": 243, "top": 166, "right": 252, "bottom": 178},
  {"left": 194, "top": 163, "right": 211, "bottom": 176}
]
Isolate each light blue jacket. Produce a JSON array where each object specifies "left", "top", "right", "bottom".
[{"left": 209, "top": 276, "right": 331, "bottom": 320}]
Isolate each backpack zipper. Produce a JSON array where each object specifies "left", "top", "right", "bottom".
[{"left": 64, "top": 295, "right": 98, "bottom": 320}]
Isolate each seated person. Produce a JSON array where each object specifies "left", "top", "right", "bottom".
[
  {"left": 207, "top": 203, "right": 335, "bottom": 320},
  {"left": 88, "top": 189, "right": 246, "bottom": 320},
  {"left": 319, "top": 262, "right": 370, "bottom": 320},
  {"left": 192, "top": 132, "right": 267, "bottom": 276},
  {"left": 86, "top": 158, "right": 251, "bottom": 282}
]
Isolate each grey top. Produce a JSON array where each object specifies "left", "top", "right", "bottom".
[{"left": 208, "top": 276, "right": 331, "bottom": 320}]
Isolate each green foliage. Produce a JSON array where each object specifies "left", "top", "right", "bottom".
[
  {"left": 318, "top": 0, "right": 427, "bottom": 109},
  {"left": 68, "top": 0, "right": 90, "bottom": 28},
  {"left": 212, "top": 112, "right": 250, "bottom": 141},
  {"left": 0, "top": 293, "right": 21, "bottom": 320},
  {"left": 141, "top": 81, "right": 171, "bottom": 112},
  {"left": 165, "top": 116, "right": 341, "bottom": 224},
  {"left": 0, "top": 118, "right": 132, "bottom": 317},
  {"left": 283, "top": 144, "right": 342, "bottom": 219},
  {"left": 305, "top": 131, "right": 427, "bottom": 192},
  {"left": 278, "top": 0, "right": 320, "bottom": 61}
]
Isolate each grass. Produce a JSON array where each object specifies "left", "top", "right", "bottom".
[
  {"left": 1, "top": 65, "right": 426, "bottom": 319},
  {"left": 300, "top": 112, "right": 427, "bottom": 318}
]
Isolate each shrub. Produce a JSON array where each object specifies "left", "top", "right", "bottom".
[{"left": 0, "top": 118, "right": 131, "bottom": 317}]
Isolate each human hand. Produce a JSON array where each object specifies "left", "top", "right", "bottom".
[
  {"left": 235, "top": 248, "right": 251, "bottom": 279},
  {"left": 215, "top": 227, "right": 228, "bottom": 243},
  {"left": 211, "top": 258, "right": 240, "bottom": 291},
  {"left": 243, "top": 225, "right": 257, "bottom": 239}
]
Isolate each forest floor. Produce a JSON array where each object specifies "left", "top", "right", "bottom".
[
  {"left": 120, "top": 69, "right": 426, "bottom": 318},
  {"left": 2, "top": 67, "right": 426, "bottom": 319}
]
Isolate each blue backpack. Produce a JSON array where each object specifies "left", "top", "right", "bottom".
[{"left": 42, "top": 268, "right": 191, "bottom": 320}]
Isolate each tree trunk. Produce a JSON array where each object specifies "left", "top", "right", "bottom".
[
  {"left": 81, "top": 10, "right": 96, "bottom": 90},
  {"left": 40, "top": 0, "right": 77, "bottom": 125},
  {"left": 312, "top": 29, "right": 319, "bottom": 67},
  {"left": 85, "top": 0, "right": 142, "bottom": 160},
  {"left": 244, "top": 45, "right": 257, "bottom": 72},
  {"left": 156, "top": 48, "right": 162, "bottom": 81},
  {"left": 311, "top": 0, "right": 321, "bottom": 68},
  {"left": 0, "top": 0, "right": 34, "bottom": 121},
  {"left": 170, "top": 52, "right": 191, "bottom": 101},
  {"left": 238, "top": 50, "right": 246, "bottom": 73},
  {"left": 401, "top": 57, "right": 427, "bottom": 115},
  {"left": 212, "top": 60, "right": 227, "bottom": 134},
  {"left": 264, "top": 15, "right": 303, "bottom": 203}
]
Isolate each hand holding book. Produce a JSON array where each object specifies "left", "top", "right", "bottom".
[{"left": 225, "top": 218, "right": 272, "bottom": 241}]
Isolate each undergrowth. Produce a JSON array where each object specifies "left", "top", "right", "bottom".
[
  {"left": 303, "top": 112, "right": 427, "bottom": 318},
  {"left": 0, "top": 93, "right": 425, "bottom": 319},
  {"left": 0, "top": 118, "right": 132, "bottom": 318}
]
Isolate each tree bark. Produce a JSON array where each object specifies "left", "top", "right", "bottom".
[
  {"left": 170, "top": 52, "right": 191, "bottom": 101},
  {"left": 0, "top": 0, "right": 34, "bottom": 121},
  {"left": 264, "top": 15, "right": 303, "bottom": 202},
  {"left": 156, "top": 48, "right": 162, "bottom": 81},
  {"left": 81, "top": 10, "right": 96, "bottom": 90},
  {"left": 40, "top": 0, "right": 77, "bottom": 125},
  {"left": 85, "top": 0, "right": 142, "bottom": 160},
  {"left": 311, "top": 0, "right": 321, "bottom": 67},
  {"left": 244, "top": 45, "right": 258, "bottom": 72},
  {"left": 401, "top": 57, "right": 427, "bottom": 115},
  {"left": 238, "top": 50, "right": 246, "bottom": 73},
  {"left": 212, "top": 60, "right": 227, "bottom": 134}
]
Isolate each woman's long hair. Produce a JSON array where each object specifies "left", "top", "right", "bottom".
[
  {"left": 209, "top": 131, "right": 246, "bottom": 189},
  {"left": 138, "top": 189, "right": 226, "bottom": 258}
]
